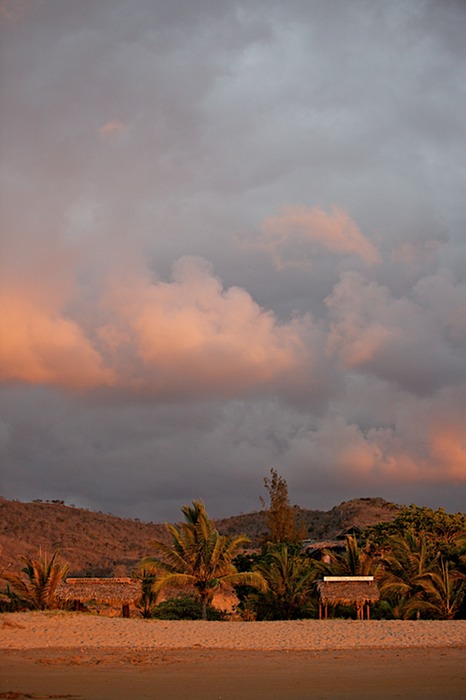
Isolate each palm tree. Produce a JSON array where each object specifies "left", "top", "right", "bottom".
[
  {"left": 3, "top": 549, "right": 69, "bottom": 610},
  {"left": 135, "top": 564, "right": 159, "bottom": 618},
  {"left": 377, "top": 531, "right": 433, "bottom": 619},
  {"left": 142, "top": 500, "right": 266, "bottom": 619},
  {"left": 377, "top": 595, "right": 420, "bottom": 620},
  {"left": 316, "top": 535, "right": 375, "bottom": 577},
  {"left": 251, "top": 544, "right": 317, "bottom": 620},
  {"left": 415, "top": 559, "right": 466, "bottom": 620}
]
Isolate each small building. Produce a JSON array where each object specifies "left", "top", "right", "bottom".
[
  {"left": 336, "top": 525, "right": 362, "bottom": 540},
  {"left": 316, "top": 576, "right": 379, "bottom": 620},
  {"left": 302, "top": 525, "right": 362, "bottom": 561},
  {"left": 303, "top": 539, "right": 344, "bottom": 561},
  {"left": 56, "top": 577, "right": 142, "bottom": 618}
]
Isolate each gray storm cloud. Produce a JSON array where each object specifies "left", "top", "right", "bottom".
[{"left": 0, "top": 0, "right": 465, "bottom": 520}]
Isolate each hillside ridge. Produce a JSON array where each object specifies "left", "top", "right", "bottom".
[{"left": 0, "top": 496, "right": 399, "bottom": 577}]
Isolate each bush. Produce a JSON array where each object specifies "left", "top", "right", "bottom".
[{"left": 151, "top": 595, "right": 226, "bottom": 620}]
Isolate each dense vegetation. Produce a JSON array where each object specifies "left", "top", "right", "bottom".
[
  {"left": 1, "top": 478, "right": 464, "bottom": 620},
  {"left": 141, "top": 499, "right": 266, "bottom": 619}
]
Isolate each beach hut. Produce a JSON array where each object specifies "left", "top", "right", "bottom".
[
  {"left": 316, "top": 576, "right": 379, "bottom": 620},
  {"left": 302, "top": 525, "right": 362, "bottom": 561},
  {"left": 56, "top": 577, "right": 142, "bottom": 617}
]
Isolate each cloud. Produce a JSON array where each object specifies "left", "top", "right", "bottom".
[
  {"left": 251, "top": 206, "right": 380, "bottom": 268},
  {"left": 285, "top": 389, "right": 466, "bottom": 493},
  {"left": 0, "top": 0, "right": 41, "bottom": 23},
  {"left": 0, "top": 294, "right": 114, "bottom": 389},
  {"left": 0, "top": 255, "right": 318, "bottom": 398},
  {"left": 428, "top": 422, "right": 466, "bottom": 481},
  {"left": 0, "top": 0, "right": 465, "bottom": 519},
  {"left": 325, "top": 271, "right": 466, "bottom": 395},
  {"left": 98, "top": 255, "right": 316, "bottom": 398},
  {"left": 99, "top": 119, "right": 127, "bottom": 138}
]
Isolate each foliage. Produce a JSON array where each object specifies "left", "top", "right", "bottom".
[
  {"left": 363, "top": 505, "right": 466, "bottom": 559},
  {"left": 315, "top": 535, "right": 375, "bottom": 578},
  {"left": 376, "top": 531, "right": 433, "bottom": 619},
  {"left": 261, "top": 469, "right": 307, "bottom": 545},
  {"left": 414, "top": 559, "right": 466, "bottom": 620},
  {"left": 150, "top": 594, "right": 226, "bottom": 620},
  {"left": 135, "top": 564, "right": 159, "bottom": 618},
  {"left": 2, "top": 550, "right": 69, "bottom": 611},
  {"left": 375, "top": 530, "right": 466, "bottom": 619},
  {"left": 364, "top": 507, "right": 466, "bottom": 619},
  {"left": 247, "top": 544, "right": 317, "bottom": 620},
  {"left": 142, "top": 500, "right": 266, "bottom": 619},
  {"left": 233, "top": 552, "right": 263, "bottom": 573},
  {"left": 375, "top": 596, "right": 420, "bottom": 621}
]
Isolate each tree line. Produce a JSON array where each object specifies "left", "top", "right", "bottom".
[{"left": 2, "top": 470, "right": 465, "bottom": 620}]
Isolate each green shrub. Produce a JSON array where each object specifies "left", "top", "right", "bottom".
[{"left": 151, "top": 595, "right": 226, "bottom": 620}]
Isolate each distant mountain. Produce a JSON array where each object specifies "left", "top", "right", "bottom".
[{"left": 0, "top": 496, "right": 399, "bottom": 578}]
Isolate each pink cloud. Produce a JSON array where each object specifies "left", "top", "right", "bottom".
[
  {"left": 256, "top": 205, "right": 379, "bottom": 268},
  {"left": 0, "top": 256, "right": 316, "bottom": 396},
  {"left": 98, "top": 256, "right": 314, "bottom": 397},
  {"left": 429, "top": 423, "right": 466, "bottom": 480},
  {"left": 302, "top": 407, "right": 466, "bottom": 487},
  {"left": 99, "top": 119, "right": 127, "bottom": 137},
  {"left": 0, "top": 295, "right": 114, "bottom": 389},
  {"left": 325, "top": 272, "right": 394, "bottom": 367},
  {"left": 325, "top": 270, "right": 466, "bottom": 397}
]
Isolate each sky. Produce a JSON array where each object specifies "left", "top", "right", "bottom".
[{"left": 0, "top": 0, "right": 465, "bottom": 522}]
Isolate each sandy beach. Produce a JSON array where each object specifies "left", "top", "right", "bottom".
[{"left": 1, "top": 613, "right": 465, "bottom": 699}]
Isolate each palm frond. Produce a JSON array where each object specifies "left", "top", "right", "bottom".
[{"left": 138, "top": 500, "right": 260, "bottom": 619}]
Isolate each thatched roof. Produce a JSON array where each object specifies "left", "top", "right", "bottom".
[
  {"left": 303, "top": 539, "right": 341, "bottom": 552},
  {"left": 317, "top": 576, "right": 380, "bottom": 605},
  {"left": 56, "top": 577, "right": 142, "bottom": 604},
  {"left": 303, "top": 527, "right": 363, "bottom": 555}
]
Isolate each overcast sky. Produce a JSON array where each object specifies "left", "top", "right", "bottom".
[{"left": 1, "top": 0, "right": 465, "bottom": 522}]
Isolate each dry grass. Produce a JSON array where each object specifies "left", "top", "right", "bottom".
[{"left": 0, "top": 497, "right": 399, "bottom": 578}]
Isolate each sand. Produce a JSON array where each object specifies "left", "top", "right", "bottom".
[{"left": 1, "top": 613, "right": 465, "bottom": 699}]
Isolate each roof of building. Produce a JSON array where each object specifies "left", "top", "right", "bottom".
[
  {"left": 317, "top": 577, "right": 380, "bottom": 605},
  {"left": 302, "top": 539, "right": 344, "bottom": 555},
  {"left": 302, "top": 527, "right": 362, "bottom": 554},
  {"left": 336, "top": 525, "right": 362, "bottom": 539},
  {"left": 56, "top": 577, "right": 142, "bottom": 604}
]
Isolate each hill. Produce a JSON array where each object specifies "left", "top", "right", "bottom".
[
  {"left": 0, "top": 498, "right": 169, "bottom": 578},
  {"left": 216, "top": 497, "right": 400, "bottom": 545},
  {"left": 0, "top": 496, "right": 399, "bottom": 577}
]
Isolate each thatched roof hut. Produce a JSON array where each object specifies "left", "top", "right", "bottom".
[
  {"left": 303, "top": 526, "right": 363, "bottom": 560},
  {"left": 303, "top": 539, "right": 342, "bottom": 559},
  {"left": 56, "top": 578, "right": 142, "bottom": 616},
  {"left": 316, "top": 576, "right": 379, "bottom": 620}
]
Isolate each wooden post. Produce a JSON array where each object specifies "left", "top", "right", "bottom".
[
  {"left": 319, "top": 603, "right": 322, "bottom": 620},
  {"left": 122, "top": 603, "right": 130, "bottom": 618},
  {"left": 324, "top": 604, "right": 328, "bottom": 620}
]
